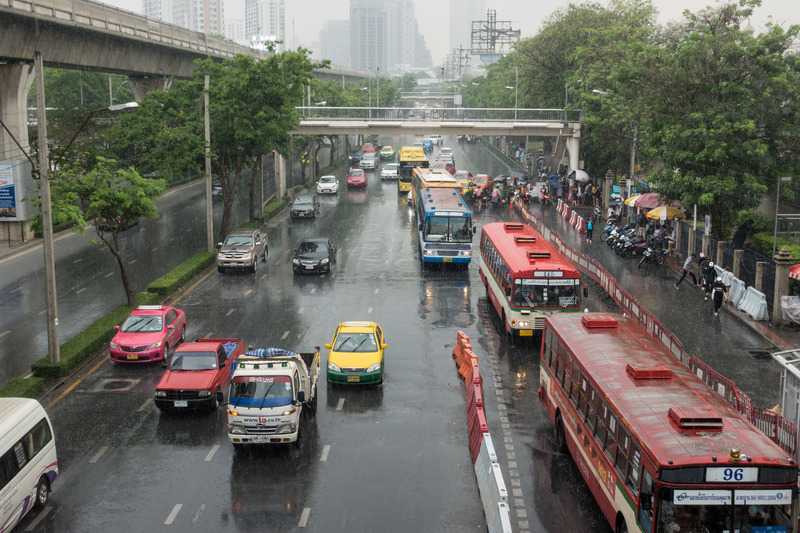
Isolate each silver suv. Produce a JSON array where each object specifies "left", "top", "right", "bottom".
[{"left": 217, "top": 228, "right": 268, "bottom": 274}]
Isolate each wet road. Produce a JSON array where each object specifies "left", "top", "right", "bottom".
[{"left": 15, "top": 136, "right": 785, "bottom": 532}]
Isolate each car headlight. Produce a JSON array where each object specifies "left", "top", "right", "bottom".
[
  {"left": 320, "top": 258, "right": 329, "bottom": 265},
  {"left": 276, "top": 421, "right": 297, "bottom": 434},
  {"left": 198, "top": 389, "right": 212, "bottom": 398},
  {"left": 459, "top": 250, "right": 472, "bottom": 257},
  {"left": 155, "top": 390, "right": 167, "bottom": 398},
  {"left": 148, "top": 340, "right": 163, "bottom": 350},
  {"left": 366, "top": 363, "right": 382, "bottom": 373},
  {"left": 293, "top": 259, "right": 300, "bottom": 265},
  {"left": 110, "top": 342, "right": 119, "bottom": 350},
  {"left": 228, "top": 423, "right": 246, "bottom": 435},
  {"left": 424, "top": 249, "right": 436, "bottom": 256},
  {"left": 518, "top": 321, "right": 530, "bottom": 328},
  {"left": 328, "top": 362, "right": 341, "bottom": 372}
]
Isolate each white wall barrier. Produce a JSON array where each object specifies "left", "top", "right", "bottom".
[
  {"left": 737, "top": 286, "right": 770, "bottom": 321},
  {"left": 489, "top": 503, "right": 513, "bottom": 533},
  {"left": 728, "top": 277, "right": 747, "bottom": 307},
  {"left": 474, "top": 434, "right": 509, "bottom": 531}
]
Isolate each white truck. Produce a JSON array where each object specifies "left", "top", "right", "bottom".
[{"left": 226, "top": 347, "right": 320, "bottom": 447}]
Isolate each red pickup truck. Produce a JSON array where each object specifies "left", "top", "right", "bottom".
[{"left": 154, "top": 338, "right": 244, "bottom": 412}]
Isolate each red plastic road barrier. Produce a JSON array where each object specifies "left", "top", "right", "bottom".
[
  {"left": 563, "top": 206, "right": 571, "bottom": 220},
  {"left": 467, "top": 379, "right": 484, "bottom": 409},
  {"left": 576, "top": 216, "right": 587, "bottom": 234},
  {"left": 467, "top": 406, "right": 489, "bottom": 463},
  {"left": 569, "top": 211, "right": 577, "bottom": 226}
]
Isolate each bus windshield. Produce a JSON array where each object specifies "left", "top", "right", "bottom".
[
  {"left": 512, "top": 280, "right": 580, "bottom": 308},
  {"left": 423, "top": 217, "right": 472, "bottom": 243},
  {"left": 656, "top": 486, "right": 795, "bottom": 533}
]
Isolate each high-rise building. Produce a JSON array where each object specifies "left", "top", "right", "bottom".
[
  {"left": 320, "top": 20, "right": 351, "bottom": 67},
  {"left": 350, "top": 0, "right": 430, "bottom": 72},
  {"left": 225, "top": 18, "right": 249, "bottom": 47},
  {"left": 172, "top": 0, "right": 224, "bottom": 35},
  {"left": 142, "top": 0, "right": 163, "bottom": 21},
  {"left": 450, "top": 0, "right": 485, "bottom": 52},
  {"left": 245, "top": 0, "right": 285, "bottom": 53}
]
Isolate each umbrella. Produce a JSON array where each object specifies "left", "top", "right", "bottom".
[
  {"left": 646, "top": 206, "right": 685, "bottom": 221},
  {"left": 624, "top": 194, "right": 642, "bottom": 206},
  {"left": 790, "top": 264, "right": 800, "bottom": 280},
  {"left": 633, "top": 192, "right": 683, "bottom": 210},
  {"left": 568, "top": 170, "right": 591, "bottom": 182},
  {"left": 548, "top": 176, "right": 562, "bottom": 189}
]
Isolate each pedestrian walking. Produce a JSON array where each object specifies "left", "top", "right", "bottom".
[
  {"left": 721, "top": 266, "right": 733, "bottom": 302},
  {"left": 697, "top": 253, "right": 710, "bottom": 290},
  {"left": 711, "top": 277, "right": 726, "bottom": 316},
  {"left": 703, "top": 262, "right": 717, "bottom": 300},
  {"left": 586, "top": 219, "right": 594, "bottom": 243},
  {"left": 637, "top": 212, "right": 647, "bottom": 238},
  {"left": 675, "top": 253, "right": 698, "bottom": 289},
  {"left": 627, "top": 207, "right": 638, "bottom": 229}
]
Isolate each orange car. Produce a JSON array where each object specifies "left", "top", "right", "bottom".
[
  {"left": 472, "top": 174, "right": 493, "bottom": 198},
  {"left": 361, "top": 143, "right": 376, "bottom": 153}
]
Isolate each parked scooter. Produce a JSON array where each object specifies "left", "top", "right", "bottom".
[
  {"left": 638, "top": 246, "right": 667, "bottom": 268},
  {"left": 600, "top": 221, "right": 618, "bottom": 242}
]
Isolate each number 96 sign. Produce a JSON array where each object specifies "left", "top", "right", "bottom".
[{"left": 706, "top": 467, "right": 758, "bottom": 483}]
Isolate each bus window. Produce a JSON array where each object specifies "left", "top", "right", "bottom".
[
  {"left": 543, "top": 329, "right": 553, "bottom": 366},
  {"left": 555, "top": 346, "right": 566, "bottom": 385},
  {"left": 638, "top": 468, "right": 655, "bottom": 532},
  {"left": 424, "top": 217, "right": 449, "bottom": 242},
  {"left": 594, "top": 402, "right": 607, "bottom": 446},
  {"left": 578, "top": 377, "right": 589, "bottom": 420},
  {"left": 626, "top": 446, "right": 642, "bottom": 493},
  {"left": 615, "top": 428, "right": 630, "bottom": 477},
  {"left": 604, "top": 414, "right": 617, "bottom": 460},
  {"left": 569, "top": 365, "right": 581, "bottom": 406},
  {"left": 451, "top": 220, "right": 472, "bottom": 242},
  {"left": 587, "top": 387, "right": 598, "bottom": 433}
]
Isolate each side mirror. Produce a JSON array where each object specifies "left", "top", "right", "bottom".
[
  {"left": 583, "top": 287, "right": 589, "bottom": 298},
  {"left": 297, "top": 391, "right": 306, "bottom": 403},
  {"left": 324, "top": 343, "right": 331, "bottom": 349},
  {"left": 382, "top": 343, "right": 387, "bottom": 349},
  {"left": 217, "top": 242, "right": 223, "bottom": 248},
  {"left": 114, "top": 325, "right": 120, "bottom": 332},
  {"left": 418, "top": 224, "right": 423, "bottom": 232},
  {"left": 216, "top": 390, "right": 224, "bottom": 404}
]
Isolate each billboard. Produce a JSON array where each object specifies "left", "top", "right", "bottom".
[{"left": 0, "top": 160, "right": 36, "bottom": 221}]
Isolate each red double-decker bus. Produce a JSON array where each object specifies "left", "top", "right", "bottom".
[
  {"left": 539, "top": 312, "right": 799, "bottom": 533},
  {"left": 478, "top": 222, "right": 582, "bottom": 336}
]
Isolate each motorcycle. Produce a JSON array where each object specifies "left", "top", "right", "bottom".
[
  {"left": 638, "top": 246, "right": 667, "bottom": 268},
  {"left": 600, "top": 221, "right": 618, "bottom": 242},
  {"left": 606, "top": 224, "right": 633, "bottom": 248},
  {"left": 618, "top": 235, "right": 646, "bottom": 257}
]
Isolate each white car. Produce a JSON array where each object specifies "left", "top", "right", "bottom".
[
  {"left": 428, "top": 134, "right": 443, "bottom": 145},
  {"left": 440, "top": 147, "right": 453, "bottom": 155},
  {"left": 317, "top": 175, "right": 339, "bottom": 194},
  {"left": 360, "top": 152, "right": 377, "bottom": 170},
  {"left": 381, "top": 163, "right": 399, "bottom": 180}
]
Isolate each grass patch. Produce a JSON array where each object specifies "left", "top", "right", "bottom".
[
  {"left": 0, "top": 378, "right": 45, "bottom": 399},
  {"left": 147, "top": 251, "right": 216, "bottom": 295}
]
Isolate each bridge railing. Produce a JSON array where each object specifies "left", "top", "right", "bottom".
[{"left": 295, "top": 107, "right": 583, "bottom": 123}]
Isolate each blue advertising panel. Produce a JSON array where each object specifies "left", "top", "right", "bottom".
[{"left": 0, "top": 162, "right": 16, "bottom": 217}]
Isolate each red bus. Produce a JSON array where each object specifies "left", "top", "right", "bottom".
[
  {"left": 478, "top": 222, "right": 582, "bottom": 336},
  {"left": 539, "top": 312, "right": 799, "bottom": 533}
]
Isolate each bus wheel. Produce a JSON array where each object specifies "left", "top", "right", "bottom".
[
  {"left": 555, "top": 414, "right": 567, "bottom": 454},
  {"left": 34, "top": 475, "right": 50, "bottom": 509},
  {"left": 615, "top": 515, "right": 628, "bottom": 533}
]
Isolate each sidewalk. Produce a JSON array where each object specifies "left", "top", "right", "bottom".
[{"left": 533, "top": 201, "right": 800, "bottom": 353}]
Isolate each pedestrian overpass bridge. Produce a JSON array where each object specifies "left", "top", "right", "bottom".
[{"left": 292, "top": 106, "right": 583, "bottom": 172}]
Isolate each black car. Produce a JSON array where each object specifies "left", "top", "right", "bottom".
[
  {"left": 290, "top": 194, "right": 320, "bottom": 219},
  {"left": 349, "top": 149, "right": 363, "bottom": 165},
  {"left": 370, "top": 138, "right": 383, "bottom": 150},
  {"left": 292, "top": 238, "right": 336, "bottom": 274}
]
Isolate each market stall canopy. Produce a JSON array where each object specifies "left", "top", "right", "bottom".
[
  {"left": 568, "top": 170, "right": 591, "bottom": 182},
  {"left": 646, "top": 206, "right": 686, "bottom": 221},
  {"left": 790, "top": 264, "right": 800, "bottom": 280},
  {"left": 624, "top": 195, "right": 642, "bottom": 206},
  {"left": 634, "top": 192, "right": 683, "bottom": 210}
]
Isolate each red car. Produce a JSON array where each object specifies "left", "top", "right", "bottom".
[
  {"left": 347, "top": 168, "right": 367, "bottom": 188},
  {"left": 361, "top": 143, "right": 376, "bottom": 153},
  {"left": 431, "top": 162, "right": 456, "bottom": 175},
  {"left": 110, "top": 304, "right": 186, "bottom": 363},
  {"left": 454, "top": 170, "right": 473, "bottom": 181}
]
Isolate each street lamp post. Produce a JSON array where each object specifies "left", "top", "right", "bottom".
[
  {"left": 514, "top": 67, "right": 518, "bottom": 121},
  {"left": 773, "top": 176, "right": 793, "bottom": 257},
  {"left": 376, "top": 67, "right": 380, "bottom": 117}
]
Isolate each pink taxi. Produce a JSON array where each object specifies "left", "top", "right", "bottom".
[{"left": 110, "top": 305, "right": 186, "bottom": 363}]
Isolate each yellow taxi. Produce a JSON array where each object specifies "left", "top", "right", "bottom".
[
  {"left": 325, "top": 321, "right": 386, "bottom": 385},
  {"left": 380, "top": 145, "right": 396, "bottom": 160}
]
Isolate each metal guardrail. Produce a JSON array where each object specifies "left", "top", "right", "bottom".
[{"left": 295, "top": 107, "right": 583, "bottom": 123}]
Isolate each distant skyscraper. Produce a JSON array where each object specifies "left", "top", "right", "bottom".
[
  {"left": 225, "top": 18, "right": 249, "bottom": 46},
  {"left": 172, "top": 0, "right": 224, "bottom": 35},
  {"left": 450, "top": 0, "right": 485, "bottom": 52},
  {"left": 142, "top": 0, "right": 163, "bottom": 21},
  {"left": 350, "top": 0, "right": 430, "bottom": 72},
  {"left": 320, "top": 20, "right": 351, "bottom": 66},
  {"left": 245, "top": 0, "right": 285, "bottom": 53}
]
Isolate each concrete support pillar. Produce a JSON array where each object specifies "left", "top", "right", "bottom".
[
  {"left": 673, "top": 223, "right": 682, "bottom": 258},
  {"left": 702, "top": 233, "right": 710, "bottom": 258},
  {"left": 127, "top": 76, "right": 172, "bottom": 101},
  {"left": 733, "top": 250, "right": 743, "bottom": 280},
  {"left": 716, "top": 241, "right": 726, "bottom": 267},
  {"left": 687, "top": 227, "right": 696, "bottom": 258},
  {"left": 566, "top": 136, "right": 580, "bottom": 175},
  {"left": 755, "top": 262, "right": 765, "bottom": 293},
  {"left": 773, "top": 247, "right": 793, "bottom": 325},
  {"left": 274, "top": 153, "right": 286, "bottom": 199},
  {"left": 0, "top": 61, "right": 35, "bottom": 161},
  {"left": 603, "top": 169, "right": 614, "bottom": 218}
]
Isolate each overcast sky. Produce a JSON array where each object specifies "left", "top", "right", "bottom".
[{"left": 108, "top": 0, "right": 800, "bottom": 67}]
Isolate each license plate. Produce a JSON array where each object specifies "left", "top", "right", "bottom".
[
  {"left": 347, "top": 376, "right": 360, "bottom": 382},
  {"left": 305, "top": 265, "right": 314, "bottom": 269},
  {"left": 251, "top": 435, "right": 271, "bottom": 442},
  {"left": 443, "top": 258, "right": 452, "bottom": 262},
  {"left": 519, "top": 330, "right": 533, "bottom": 337},
  {"left": 174, "top": 400, "right": 188, "bottom": 408},
  {"left": 126, "top": 354, "right": 138, "bottom": 360}
]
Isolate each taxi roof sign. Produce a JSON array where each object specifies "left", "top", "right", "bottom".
[{"left": 343, "top": 321, "right": 371, "bottom": 327}]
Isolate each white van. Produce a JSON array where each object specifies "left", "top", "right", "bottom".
[{"left": 0, "top": 398, "right": 58, "bottom": 531}]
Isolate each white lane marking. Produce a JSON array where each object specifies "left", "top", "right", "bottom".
[
  {"left": 76, "top": 288, "right": 87, "bottom": 294},
  {"left": 244, "top": 289, "right": 253, "bottom": 297},
  {"left": 0, "top": 331, "right": 9, "bottom": 339},
  {"left": 104, "top": 272, "right": 115, "bottom": 278},
  {"left": 336, "top": 398, "right": 345, "bottom": 411},
  {"left": 191, "top": 504, "right": 206, "bottom": 524},
  {"left": 130, "top": 259, "right": 137, "bottom": 264},
  {"left": 24, "top": 505, "right": 51, "bottom": 531},
  {"left": 89, "top": 446, "right": 109, "bottom": 464},
  {"left": 310, "top": 287, "right": 316, "bottom": 294},
  {"left": 73, "top": 258, "right": 82, "bottom": 263},
  {"left": 226, "top": 308, "right": 235, "bottom": 317},
  {"left": 206, "top": 331, "right": 214, "bottom": 338},
  {"left": 205, "top": 445, "right": 220, "bottom": 462},
  {"left": 137, "top": 398, "right": 153, "bottom": 412},
  {"left": 281, "top": 331, "right": 289, "bottom": 340},
  {"left": 151, "top": 247, "right": 159, "bottom": 252},
  {"left": 10, "top": 286, "right": 22, "bottom": 293},
  {"left": 320, "top": 444, "right": 330, "bottom": 462},
  {"left": 38, "top": 310, "right": 46, "bottom": 315},
  {"left": 298, "top": 307, "right": 304, "bottom": 314},
  {"left": 165, "top": 504, "right": 183, "bottom": 525},
  {"left": 298, "top": 507, "right": 311, "bottom": 528},
  {"left": 367, "top": 307, "right": 373, "bottom": 314}
]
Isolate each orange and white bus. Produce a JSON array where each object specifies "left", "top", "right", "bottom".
[
  {"left": 478, "top": 222, "right": 582, "bottom": 336},
  {"left": 410, "top": 167, "right": 460, "bottom": 203},
  {"left": 539, "top": 312, "right": 799, "bottom": 533}
]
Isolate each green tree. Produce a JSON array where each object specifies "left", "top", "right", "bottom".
[{"left": 49, "top": 157, "right": 166, "bottom": 305}]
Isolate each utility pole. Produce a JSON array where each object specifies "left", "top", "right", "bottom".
[{"left": 204, "top": 73, "right": 213, "bottom": 251}]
